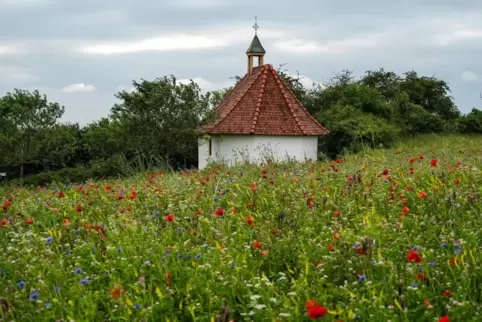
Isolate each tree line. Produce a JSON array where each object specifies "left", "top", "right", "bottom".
[{"left": 0, "top": 67, "right": 481, "bottom": 185}]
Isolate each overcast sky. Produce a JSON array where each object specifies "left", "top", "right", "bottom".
[{"left": 1, "top": 0, "right": 481, "bottom": 125}]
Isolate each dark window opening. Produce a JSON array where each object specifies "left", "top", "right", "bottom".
[{"left": 208, "top": 139, "right": 212, "bottom": 156}]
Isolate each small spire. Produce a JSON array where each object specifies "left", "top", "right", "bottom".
[{"left": 252, "top": 16, "right": 259, "bottom": 35}]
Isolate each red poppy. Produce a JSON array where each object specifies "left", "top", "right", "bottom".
[
  {"left": 333, "top": 210, "right": 340, "bottom": 217},
  {"left": 406, "top": 249, "right": 422, "bottom": 263},
  {"left": 454, "top": 178, "right": 461, "bottom": 184},
  {"left": 215, "top": 208, "right": 224, "bottom": 216},
  {"left": 1, "top": 219, "right": 10, "bottom": 227},
  {"left": 76, "top": 204, "right": 82, "bottom": 212},
  {"left": 129, "top": 191, "right": 136, "bottom": 199},
  {"left": 251, "top": 183, "right": 258, "bottom": 191},
  {"left": 246, "top": 216, "right": 254, "bottom": 225},
  {"left": 59, "top": 191, "right": 65, "bottom": 198},
  {"left": 416, "top": 273, "right": 428, "bottom": 280},
  {"left": 418, "top": 192, "right": 429, "bottom": 199},
  {"left": 305, "top": 300, "right": 317, "bottom": 308},
  {"left": 307, "top": 305, "right": 328, "bottom": 319},
  {"left": 252, "top": 241, "right": 261, "bottom": 249},
  {"left": 327, "top": 244, "right": 334, "bottom": 251},
  {"left": 439, "top": 316, "right": 450, "bottom": 322},
  {"left": 25, "top": 218, "right": 33, "bottom": 224},
  {"left": 164, "top": 214, "right": 174, "bottom": 222},
  {"left": 443, "top": 290, "right": 452, "bottom": 297},
  {"left": 409, "top": 158, "right": 415, "bottom": 163},
  {"left": 430, "top": 159, "right": 438, "bottom": 167}
]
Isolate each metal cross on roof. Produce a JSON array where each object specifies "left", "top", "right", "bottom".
[{"left": 253, "top": 16, "right": 259, "bottom": 34}]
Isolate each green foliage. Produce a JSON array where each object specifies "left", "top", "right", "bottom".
[
  {"left": 110, "top": 76, "right": 214, "bottom": 167},
  {"left": 319, "top": 105, "right": 400, "bottom": 157},
  {"left": 0, "top": 89, "right": 65, "bottom": 182},
  {"left": 458, "top": 108, "right": 482, "bottom": 133}
]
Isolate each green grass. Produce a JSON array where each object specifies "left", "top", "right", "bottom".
[{"left": 1, "top": 135, "right": 482, "bottom": 321}]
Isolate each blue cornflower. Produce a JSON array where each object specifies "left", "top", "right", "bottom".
[
  {"left": 145, "top": 260, "right": 151, "bottom": 264},
  {"left": 74, "top": 268, "right": 83, "bottom": 274},
  {"left": 45, "top": 236, "right": 53, "bottom": 242},
  {"left": 116, "top": 248, "right": 122, "bottom": 253},
  {"left": 455, "top": 249, "right": 463, "bottom": 254},
  {"left": 17, "top": 281, "right": 26, "bottom": 287},
  {"left": 455, "top": 243, "right": 461, "bottom": 248},
  {"left": 55, "top": 286, "right": 61, "bottom": 291},
  {"left": 194, "top": 253, "right": 201, "bottom": 260},
  {"left": 29, "top": 292, "right": 39, "bottom": 300},
  {"left": 203, "top": 244, "right": 208, "bottom": 250},
  {"left": 230, "top": 263, "right": 236, "bottom": 268},
  {"left": 412, "top": 246, "right": 419, "bottom": 251},
  {"left": 133, "top": 304, "right": 141, "bottom": 309},
  {"left": 177, "top": 227, "right": 183, "bottom": 232},
  {"left": 65, "top": 250, "right": 71, "bottom": 255},
  {"left": 45, "top": 302, "right": 52, "bottom": 308},
  {"left": 358, "top": 275, "right": 366, "bottom": 282},
  {"left": 80, "top": 278, "right": 88, "bottom": 284},
  {"left": 428, "top": 261, "right": 437, "bottom": 266},
  {"left": 164, "top": 249, "right": 171, "bottom": 255},
  {"left": 178, "top": 253, "right": 184, "bottom": 258},
  {"left": 441, "top": 243, "right": 447, "bottom": 248},
  {"left": 411, "top": 283, "right": 418, "bottom": 288},
  {"left": 352, "top": 242, "right": 360, "bottom": 249}
]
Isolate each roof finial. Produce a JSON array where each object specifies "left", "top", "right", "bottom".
[{"left": 253, "top": 16, "right": 259, "bottom": 35}]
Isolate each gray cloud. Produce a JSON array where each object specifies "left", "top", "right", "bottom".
[{"left": 1, "top": 0, "right": 481, "bottom": 125}]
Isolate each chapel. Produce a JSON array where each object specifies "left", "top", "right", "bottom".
[{"left": 198, "top": 20, "right": 329, "bottom": 169}]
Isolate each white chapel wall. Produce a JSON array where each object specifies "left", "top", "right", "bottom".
[{"left": 198, "top": 135, "right": 319, "bottom": 169}]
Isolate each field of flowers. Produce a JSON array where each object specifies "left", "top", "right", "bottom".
[{"left": 1, "top": 135, "right": 481, "bottom": 321}]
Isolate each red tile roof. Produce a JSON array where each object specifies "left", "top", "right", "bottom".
[{"left": 202, "top": 64, "right": 330, "bottom": 136}]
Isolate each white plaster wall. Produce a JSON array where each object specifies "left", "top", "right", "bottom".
[
  {"left": 198, "top": 135, "right": 318, "bottom": 169},
  {"left": 197, "top": 137, "right": 211, "bottom": 170}
]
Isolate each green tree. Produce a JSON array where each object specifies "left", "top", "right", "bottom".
[
  {"left": 458, "top": 108, "right": 482, "bottom": 133},
  {"left": 110, "top": 76, "right": 213, "bottom": 168},
  {"left": 0, "top": 89, "right": 64, "bottom": 183}
]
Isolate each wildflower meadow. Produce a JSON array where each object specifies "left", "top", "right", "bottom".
[{"left": 1, "top": 135, "right": 481, "bottom": 321}]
